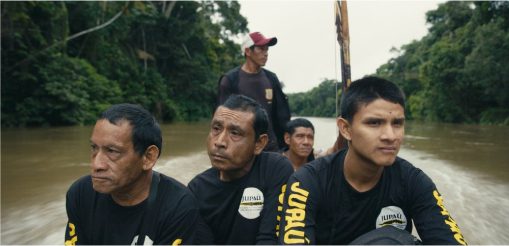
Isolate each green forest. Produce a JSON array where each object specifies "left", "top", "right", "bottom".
[
  {"left": 2, "top": 1, "right": 509, "bottom": 127},
  {"left": 2, "top": 1, "right": 247, "bottom": 126},
  {"left": 291, "top": 1, "right": 509, "bottom": 125}
]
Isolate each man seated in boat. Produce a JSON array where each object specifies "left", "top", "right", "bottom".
[
  {"left": 281, "top": 118, "right": 316, "bottom": 170},
  {"left": 188, "top": 94, "right": 293, "bottom": 244},
  {"left": 278, "top": 77, "right": 467, "bottom": 245},
  {"left": 64, "top": 103, "right": 201, "bottom": 245}
]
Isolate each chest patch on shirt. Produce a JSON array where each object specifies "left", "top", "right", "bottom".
[
  {"left": 238, "top": 187, "right": 264, "bottom": 219},
  {"left": 265, "top": 89, "right": 273, "bottom": 101},
  {"left": 376, "top": 206, "right": 407, "bottom": 230}
]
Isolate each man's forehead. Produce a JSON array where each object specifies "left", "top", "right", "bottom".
[
  {"left": 355, "top": 99, "right": 405, "bottom": 119},
  {"left": 213, "top": 106, "right": 254, "bottom": 124},
  {"left": 293, "top": 126, "right": 314, "bottom": 134}
]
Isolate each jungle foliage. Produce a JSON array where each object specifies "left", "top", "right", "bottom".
[
  {"left": 2, "top": 1, "right": 248, "bottom": 126},
  {"left": 290, "top": 2, "right": 508, "bottom": 125},
  {"left": 3, "top": 1, "right": 508, "bottom": 126},
  {"left": 288, "top": 79, "right": 340, "bottom": 118},
  {"left": 376, "top": 1, "right": 509, "bottom": 125}
]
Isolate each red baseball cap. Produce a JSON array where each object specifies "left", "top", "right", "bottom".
[{"left": 242, "top": 32, "right": 277, "bottom": 51}]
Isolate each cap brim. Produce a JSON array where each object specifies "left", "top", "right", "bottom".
[{"left": 255, "top": 37, "right": 278, "bottom": 47}]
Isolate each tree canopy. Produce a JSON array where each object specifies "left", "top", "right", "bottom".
[
  {"left": 3, "top": 1, "right": 508, "bottom": 126},
  {"left": 376, "top": 1, "right": 509, "bottom": 125},
  {"left": 2, "top": 1, "right": 248, "bottom": 126}
]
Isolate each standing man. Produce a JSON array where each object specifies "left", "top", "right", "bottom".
[
  {"left": 278, "top": 77, "right": 467, "bottom": 245},
  {"left": 218, "top": 31, "right": 291, "bottom": 152},
  {"left": 65, "top": 104, "right": 201, "bottom": 245},
  {"left": 188, "top": 95, "right": 293, "bottom": 244},
  {"left": 282, "top": 118, "right": 315, "bottom": 170}
]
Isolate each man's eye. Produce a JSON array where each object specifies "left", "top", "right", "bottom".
[
  {"left": 393, "top": 120, "right": 405, "bottom": 127},
  {"left": 211, "top": 125, "right": 221, "bottom": 134},
  {"left": 107, "top": 148, "right": 119, "bottom": 154},
  {"left": 367, "top": 120, "right": 381, "bottom": 126},
  {"left": 90, "top": 145, "right": 98, "bottom": 152}
]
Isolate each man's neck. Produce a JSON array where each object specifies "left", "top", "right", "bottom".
[
  {"left": 284, "top": 150, "right": 307, "bottom": 170},
  {"left": 111, "top": 171, "right": 152, "bottom": 206},
  {"left": 343, "top": 150, "right": 383, "bottom": 192},
  {"left": 241, "top": 62, "right": 262, "bottom": 74},
  {"left": 219, "top": 156, "right": 255, "bottom": 182}
]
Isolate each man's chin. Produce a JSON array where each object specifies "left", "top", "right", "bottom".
[
  {"left": 377, "top": 157, "right": 397, "bottom": 167},
  {"left": 92, "top": 184, "right": 113, "bottom": 194}
]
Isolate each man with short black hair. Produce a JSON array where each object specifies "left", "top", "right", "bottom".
[
  {"left": 278, "top": 77, "right": 467, "bottom": 245},
  {"left": 189, "top": 94, "right": 293, "bottom": 244},
  {"left": 65, "top": 103, "right": 201, "bottom": 245},
  {"left": 282, "top": 118, "right": 315, "bottom": 170},
  {"left": 218, "top": 31, "right": 290, "bottom": 152}
]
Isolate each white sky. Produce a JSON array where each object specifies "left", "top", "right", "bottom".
[{"left": 238, "top": 0, "right": 443, "bottom": 93}]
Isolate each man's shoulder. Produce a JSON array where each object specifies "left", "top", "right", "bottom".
[
  {"left": 188, "top": 168, "right": 218, "bottom": 190},
  {"left": 390, "top": 156, "right": 424, "bottom": 177},
  {"left": 67, "top": 175, "right": 93, "bottom": 195},
  {"left": 258, "top": 151, "right": 293, "bottom": 173},
  {"left": 159, "top": 173, "right": 189, "bottom": 193},
  {"left": 386, "top": 156, "right": 435, "bottom": 190},
  {"left": 155, "top": 173, "right": 200, "bottom": 213},
  {"left": 289, "top": 150, "right": 344, "bottom": 187},
  {"left": 224, "top": 65, "right": 242, "bottom": 77},
  {"left": 262, "top": 68, "right": 277, "bottom": 77}
]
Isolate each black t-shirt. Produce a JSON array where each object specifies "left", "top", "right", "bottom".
[
  {"left": 188, "top": 152, "right": 294, "bottom": 244},
  {"left": 65, "top": 172, "right": 201, "bottom": 245},
  {"left": 219, "top": 69, "right": 279, "bottom": 151},
  {"left": 278, "top": 149, "right": 467, "bottom": 245}
]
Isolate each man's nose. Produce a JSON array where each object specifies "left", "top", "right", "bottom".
[
  {"left": 214, "top": 130, "right": 228, "bottom": 148},
  {"left": 380, "top": 125, "right": 397, "bottom": 141},
  {"left": 91, "top": 150, "right": 108, "bottom": 172}
]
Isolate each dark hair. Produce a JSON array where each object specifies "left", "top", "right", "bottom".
[
  {"left": 221, "top": 94, "right": 269, "bottom": 140},
  {"left": 99, "top": 103, "right": 162, "bottom": 157},
  {"left": 340, "top": 76, "right": 405, "bottom": 122},
  {"left": 285, "top": 118, "right": 314, "bottom": 135},
  {"left": 243, "top": 45, "right": 255, "bottom": 58}
]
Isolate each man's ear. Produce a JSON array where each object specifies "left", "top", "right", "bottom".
[
  {"left": 337, "top": 117, "right": 352, "bottom": 141},
  {"left": 142, "top": 145, "right": 159, "bottom": 170},
  {"left": 244, "top": 47, "right": 252, "bottom": 57},
  {"left": 284, "top": 132, "right": 291, "bottom": 145},
  {"left": 254, "top": 134, "right": 269, "bottom": 155}
]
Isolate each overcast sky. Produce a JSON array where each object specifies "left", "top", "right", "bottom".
[{"left": 238, "top": 0, "right": 443, "bottom": 93}]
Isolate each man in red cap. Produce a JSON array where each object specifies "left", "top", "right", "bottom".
[{"left": 217, "top": 31, "right": 291, "bottom": 152}]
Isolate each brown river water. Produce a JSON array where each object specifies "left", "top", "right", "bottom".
[{"left": 1, "top": 117, "right": 508, "bottom": 244}]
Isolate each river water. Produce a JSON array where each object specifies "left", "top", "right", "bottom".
[{"left": 1, "top": 118, "right": 508, "bottom": 244}]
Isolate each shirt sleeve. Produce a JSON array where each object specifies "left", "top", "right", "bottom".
[
  {"left": 278, "top": 169, "right": 320, "bottom": 245},
  {"left": 256, "top": 157, "right": 294, "bottom": 244},
  {"left": 218, "top": 76, "right": 232, "bottom": 105},
  {"left": 64, "top": 182, "right": 84, "bottom": 245},
  {"left": 409, "top": 170, "right": 467, "bottom": 245}
]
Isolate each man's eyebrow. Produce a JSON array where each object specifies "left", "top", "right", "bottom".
[
  {"left": 363, "top": 116, "right": 385, "bottom": 121},
  {"left": 227, "top": 124, "right": 244, "bottom": 133},
  {"left": 211, "top": 119, "right": 222, "bottom": 125}
]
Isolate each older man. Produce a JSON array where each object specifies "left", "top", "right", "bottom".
[
  {"left": 65, "top": 104, "right": 201, "bottom": 245},
  {"left": 189, "top": 95, "right": 293, "bottom": 244}
]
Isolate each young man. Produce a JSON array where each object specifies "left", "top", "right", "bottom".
[
  {"left": 188, "top": 95, "right": 293, "bottom": 244},
  {"left": 65, "top": 104, "right": 201, "bottom": 245},
  {"left": 282, "top": 118, "right": 315, "bottom": 170},
  {"left": 278, "top": 77, "right": 467, "bottom": 245},
  {"left": 218, "top": 31, "right": 290, "bottom": 152}
]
